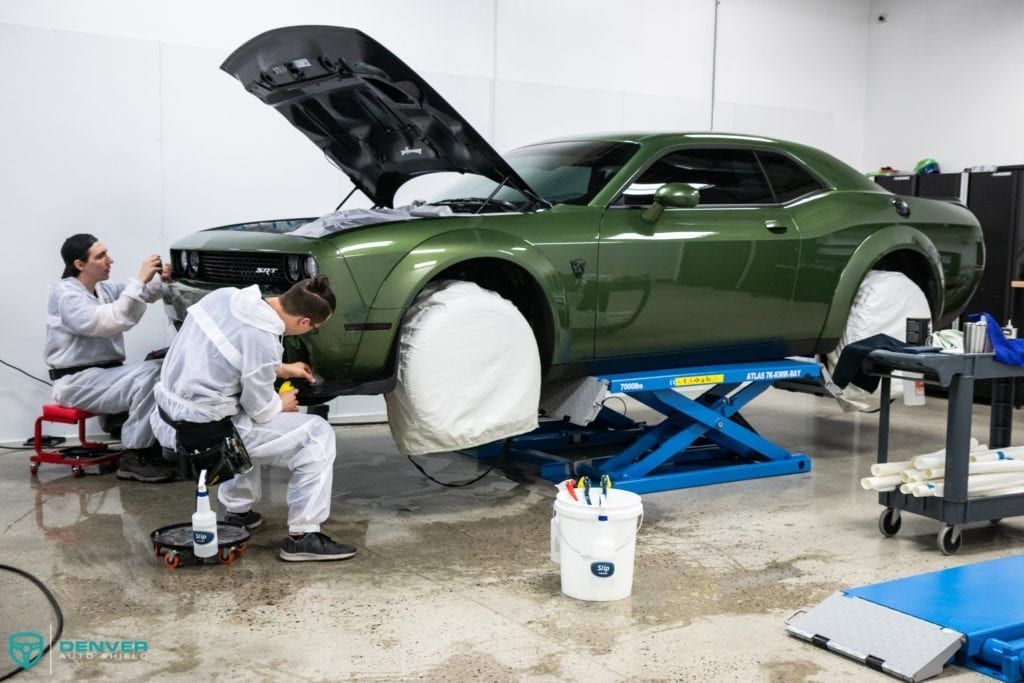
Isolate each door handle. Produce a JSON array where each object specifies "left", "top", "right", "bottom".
[{"left": 764, "top": 220, "right": 789, "bottom": 234}]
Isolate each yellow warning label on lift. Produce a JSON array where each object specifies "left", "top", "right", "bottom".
[{"left": 672, "top": 374, "right": 724, "bottom": 387}]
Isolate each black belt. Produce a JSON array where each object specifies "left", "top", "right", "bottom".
[
  {"left": 158, "top": 407, "right": 234, "bottom": 444},
  {"left": 48, "top": 360, "right": 123, "bottom": 381}
]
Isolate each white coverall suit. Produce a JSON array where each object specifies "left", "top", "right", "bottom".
[
  {"left": 45, "top": 277, "right": 164, "bottom": 449},
  {"left": 150, "top": 286, "right": 336, "bottom": 534}
]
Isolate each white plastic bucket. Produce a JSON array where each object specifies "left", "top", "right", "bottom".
[{"left": 550, "top": 487, "right": 643, "bottom": 601}]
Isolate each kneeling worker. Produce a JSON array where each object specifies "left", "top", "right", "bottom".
[
  {"left": 151, "top": 276, "right": 355, "bottom": 562},
  {"left": 45, "top": 234, "right": 178, "bottom": 482}
]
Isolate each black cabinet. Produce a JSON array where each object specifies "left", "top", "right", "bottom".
[
  {"left": 873, "top": 174, "right": 916, "bottom": 196},
  {"left": 916, "top": 172, "right": 962, "bottom": 202},
  {"left": 965, "top": 170, "right": 1024, "bottom": 324},
  {"left": 960, "top": 169, "right": 1024, "bottom": 407}
]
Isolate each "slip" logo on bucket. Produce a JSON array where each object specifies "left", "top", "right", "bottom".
[{"left": 590, "top": 562, "right": 615, "bottom": 578}]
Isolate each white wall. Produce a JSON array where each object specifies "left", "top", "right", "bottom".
[
  {"left": 865, "top": 0, "right": 1024, "bottom": 172},
  {"left": 491, "top": 0, "right": 717, "bottom": 149},
  {"left": 716, "top": 0, "right": 871, "bottom": 167},
  {"left": 0, "top": 0, "right": 875, "bottom": 442}
]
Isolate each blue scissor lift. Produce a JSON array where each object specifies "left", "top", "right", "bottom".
[{"left": 464, "top": 358, "right": 817, "bottom": 493}]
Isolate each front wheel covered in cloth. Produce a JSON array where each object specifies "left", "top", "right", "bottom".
[{"left": 385, "top": 280, "right": 541, "bottom": 455}]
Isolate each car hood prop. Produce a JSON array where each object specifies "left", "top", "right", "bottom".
[{"left": 221, "top": 26, "right": 543, "bottom": 209}]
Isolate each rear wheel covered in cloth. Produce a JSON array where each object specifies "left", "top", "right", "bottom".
[
  {"left": 826, "top": 270, "right": 931, "bottom": 412},
  {"left": 385, "top": 280, "right": 541, "bottom": 455}
]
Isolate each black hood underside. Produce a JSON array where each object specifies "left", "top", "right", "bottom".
[{"left": 221, "top": 26, "right": 540, "bottom": 208}]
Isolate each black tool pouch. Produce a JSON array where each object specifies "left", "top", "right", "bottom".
[{"left": 158, "top": 408, "right": 253, "bottom": 485}]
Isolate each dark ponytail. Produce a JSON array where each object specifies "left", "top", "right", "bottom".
[{"left": 60, "top": 234, "right": 98, "bottom": 278}]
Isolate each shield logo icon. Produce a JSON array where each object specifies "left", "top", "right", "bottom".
[{"left": 8, "top": 631, "right": 45, "bottom": 670}]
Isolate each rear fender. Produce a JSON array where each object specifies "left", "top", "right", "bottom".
[{"left": 819, "top": 225, "right": 944, "bottom": 342}]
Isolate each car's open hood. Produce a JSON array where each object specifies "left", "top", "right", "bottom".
[{"left": 221, "top": 26, "right": 541, "bottom": 208}]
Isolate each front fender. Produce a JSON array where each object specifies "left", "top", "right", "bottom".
[
  {"left": 819, "top": 225, "right": 945, "bottom": 342},
  {"left": 352, "top": 228, "right": 571, "bottom": 369}
]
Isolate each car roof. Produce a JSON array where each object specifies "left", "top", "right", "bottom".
[{"left": 516, "top": 132, "right": 879, "bottom": 193}]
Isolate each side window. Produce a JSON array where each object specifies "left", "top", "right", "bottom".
[
  {"left": 756, "top": 151, "right": 825, "bottom": 203},
  {"left": 619, "top": 148, "right": 773, "bottom": 206}
]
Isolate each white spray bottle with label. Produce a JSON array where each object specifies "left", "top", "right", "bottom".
[{"left": 192, "top": 469, "right": 218, "bottom": 558}]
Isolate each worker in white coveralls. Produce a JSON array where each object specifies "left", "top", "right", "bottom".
[
  {"left": 151, "top": 276, "right": 355, "bottom": 562},
  {"left": 45, "top": 234, "right": 178, "bottom": 483}
]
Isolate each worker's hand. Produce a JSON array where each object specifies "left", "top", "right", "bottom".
[
  {"left": 137, "top": 254, "right": 162, "bottom": 284},
  {"left": 160, "top": 259, "right": 173, "bottom": 281},
  {"left": 275, "top": 362, "right": 315, "bottom": 382},
  {"left": 280, "top": 389, "right": 299, "bottom": 413}
]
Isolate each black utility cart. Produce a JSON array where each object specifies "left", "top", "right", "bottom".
[{"left": 865, "top": 350, "right": 1024, "bottom": 554}]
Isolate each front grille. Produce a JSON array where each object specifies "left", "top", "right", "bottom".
[{"left": 197, "top": 251, "right": 293, "bottom": 289}]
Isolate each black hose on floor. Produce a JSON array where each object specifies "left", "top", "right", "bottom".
[
  {"left": 0, "top": 564, "right": 63, "bottom": 681},
  {"left": 407, "top": 438, "right": 512, "bottom": 487}
]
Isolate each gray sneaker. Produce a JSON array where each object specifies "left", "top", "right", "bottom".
[
  {"left": 224, "top": 509, "right": 262, "bottom": 530},
  {"left": 116, "top": 449, "right": 177, "bottom": 483},
  {"left": 279, "top": 532, "right": 357, "bottom": 562}
]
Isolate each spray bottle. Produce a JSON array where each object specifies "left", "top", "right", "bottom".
[{"left": 192, "top": 469, "right": 218, "bottom": 558}]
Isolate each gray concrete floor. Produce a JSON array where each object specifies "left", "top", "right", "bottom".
[{"left": 0, "top": 389, "right": 1014, "bottom": 681}]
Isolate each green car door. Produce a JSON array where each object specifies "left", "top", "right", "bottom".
[{"left": 594, "top": 147, "right": 802, "bottom": 359}]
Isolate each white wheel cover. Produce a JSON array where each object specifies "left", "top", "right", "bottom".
[
  {"left": 828, "top": 270, "right": 931, "bottom": 411},
  {"left": 385, "top": 280, "right": 541, "bottom": 455}
]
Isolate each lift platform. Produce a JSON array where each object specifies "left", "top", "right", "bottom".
[
  {"left": 464, "top": 358, "right": 816, "bottom": 494},
  {"left": 788, "top": 554, "right": 1024, "bottom": 682}
]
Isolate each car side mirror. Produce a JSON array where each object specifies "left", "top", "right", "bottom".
[{"left": 642, "top": 183, "right": 699, "bottom": 223}]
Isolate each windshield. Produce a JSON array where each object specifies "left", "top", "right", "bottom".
[{"left": 420, "top": 140, "right": 639, "bottom": 211}]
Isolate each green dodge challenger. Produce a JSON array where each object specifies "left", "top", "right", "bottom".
[{"left": 165, "top": 26, "right": 984, "bottom": 403}]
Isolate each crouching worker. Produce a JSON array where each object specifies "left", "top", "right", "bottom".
[
  {"left": 151, "top": 276, "right": 355, "bottom": 562},
  {"left": 45, "top": 234, "right": 178, "bottom": 483}
]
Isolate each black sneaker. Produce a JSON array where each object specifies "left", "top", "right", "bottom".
[
  {"left": 225, "top": 509, "right": 262, "bottom": 530},
  {"left": 116, "top": 448, "right": 177, "bottom": 483},
  {"left": 279, "top": 532, "right": 357, "bottom": 562}
]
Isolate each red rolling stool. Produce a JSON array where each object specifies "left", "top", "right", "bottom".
[{"left": 31, "top": 404, "right": 121, "bottom": 477}]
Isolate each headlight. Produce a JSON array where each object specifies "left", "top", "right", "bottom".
[
  {"left": 285, "top": 255, "right": 302, "bottom": 282},
  {"left": 187, "top": 251, "right": 200, "bottom": 276},
  {"left": 304, "top": 256, "right": 318, "bottom": 278},
  {"left": 177, "top": 251, "right": 188, "bottom": 272}
]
